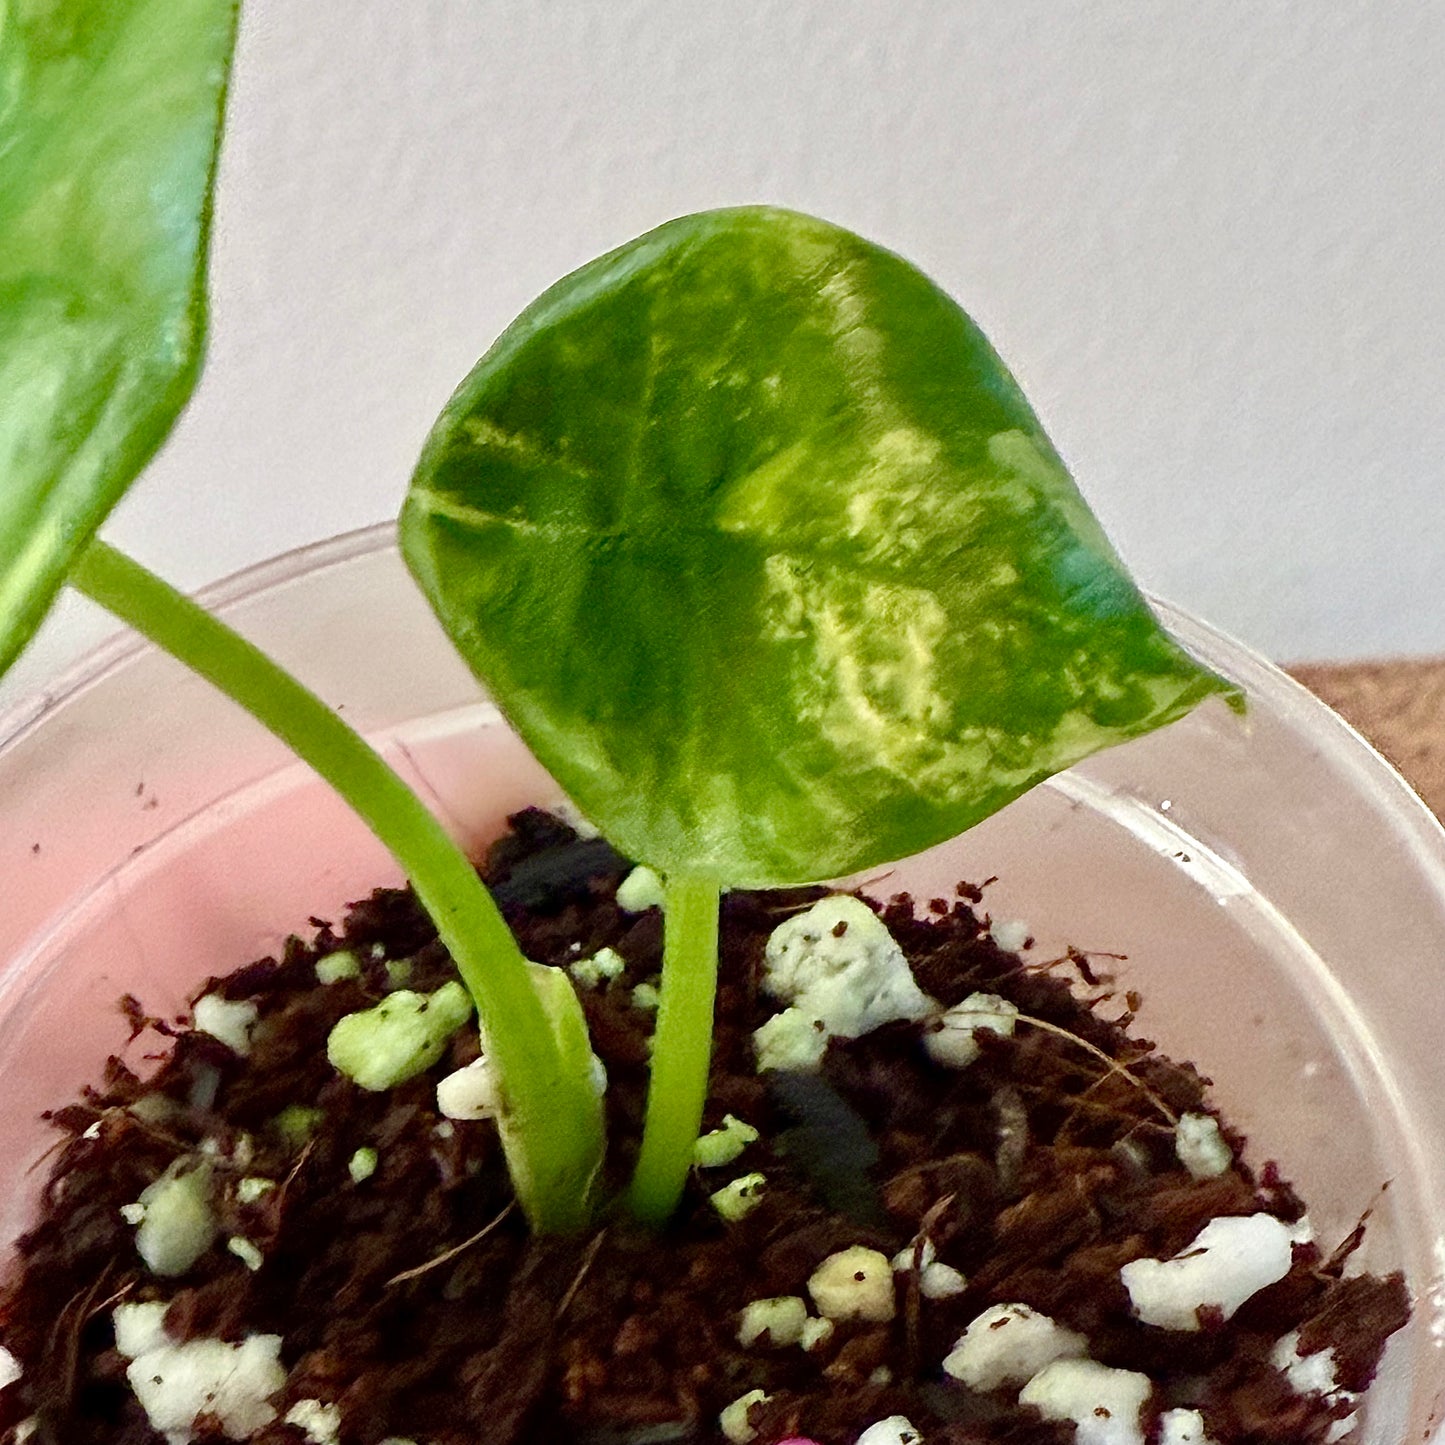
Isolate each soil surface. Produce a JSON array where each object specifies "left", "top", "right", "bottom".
[{"left": 0, "top": 809, "right": 1410, "bottom": 1445}]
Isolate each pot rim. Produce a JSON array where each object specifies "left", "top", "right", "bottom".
[
  {"left": 4, "top": 524, "right": 1442, "bottom": 878},
  {"left": 0, "top": 522, "right": 401, "bottom": 755}
]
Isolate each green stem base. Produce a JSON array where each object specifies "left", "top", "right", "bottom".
[
  {"left": 627, "top": 873, "right": 722, "bottom": 1226},
  {"left": 70, "top": 538, "right": 601, "bottom": 1233}
]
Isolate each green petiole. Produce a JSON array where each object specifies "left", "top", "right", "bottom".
[
  {"left": 627, "top": 873, "right": 722, "bottom": 1226},
  {"left": 69, "top": 538, "right": 602, "bottom": 1234}
]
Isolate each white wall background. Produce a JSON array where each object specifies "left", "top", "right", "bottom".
[{"left": 5, "top": 0, "right": 1444, "bottom": 708}]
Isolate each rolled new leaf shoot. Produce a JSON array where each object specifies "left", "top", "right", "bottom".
[
  {"left": 499, "top": 963, "right": 608, "bottom": 1213},
  {"left": 404, "top": 206, "right": 1238, "bottom": 1226}
]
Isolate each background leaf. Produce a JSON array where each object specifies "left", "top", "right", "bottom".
[
  {"left": 0, "top": 0, "right": 238, "bottom": 676},
  {"left": 403, "top": 207, "right": 1236, "bottom": 887}
]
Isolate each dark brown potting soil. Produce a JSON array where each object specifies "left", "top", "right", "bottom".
[{"left": 0, "top": 809, "right": 1410, "bottom": 1445}]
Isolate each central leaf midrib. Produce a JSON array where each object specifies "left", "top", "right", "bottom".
[{"left": 408, "top": 485, "right": 981, "bottom": 593}]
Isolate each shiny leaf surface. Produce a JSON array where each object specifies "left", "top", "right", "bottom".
[
  {"left": 0, "top": 0, "right": 237, "bottom": 675},
  {"left": 404, "top": 207, "right": 1235, "bottom": 886}
]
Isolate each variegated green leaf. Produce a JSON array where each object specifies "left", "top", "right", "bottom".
[{"left": 404, "top": 207, "right": 1236, "bottom": 887}]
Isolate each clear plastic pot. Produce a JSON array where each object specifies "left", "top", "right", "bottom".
[{"left": 2, "top": 523, "right": 1444, "bottom": 1442}]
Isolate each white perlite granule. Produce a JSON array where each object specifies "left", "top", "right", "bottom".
[
  {"left": 736, "top": 1296, "right": 808, "bottom": 1348},
  {"left": 1271, "top": 1329, "right": 1341, "bottom": 1396},
  {"left": 856, "top": 1415, "right": 923, "bottom": 1445},
  {"left": 348, "top": 1148, "right": 379, "bottom": 1184},
  {"left": 125, "top": 1333, "right": 285, "bottom": 1444},
  {"left": 989, "top": 919, "right": 1030, "bottom": 953},
  {"left": 113, "top": 1301, "right": 171, "bottom": 1360},
  {"left": 192, "top": 995, "right": 259, "bottom": 1056},
  {"left": 615, "top": 865, "right": 664, "bottom": 913},
  {"left": 226, "top": 1237, "right": 264, "bottom": 1272},
  {"left": 752, "top": 1008, "right": 831, "bottom": 1073},
  {"left": 754, "top": 896, "right": 932, "bottom": 1072},
  {"left": 890, "top": 1239, "right": 965, "bottom": 1299},
  {"left": 718, "top": 1388, "right": 769, "bottom": 1443},
  {"left": 285, "top": 1398, "right": 342, "bottom": 1445},
  {"left": 807, "top": 1245, "right": 896, "bottom": 1323},
  {"left": 1018, "top": 1358, "right": 1152, "bottom": 1445},
  {"left": 133, "top": 1163, "right": 217, "bottom": 1277},
  {"left": 328, "top": 983, "right": 473, "bottom": 1092},
  {"left": 436, "top": 1056, "right": 501, "bottom": 1120},
  {"left": 1121, "top": 1214, "right": 1295, "bottom": 1330},
  {"left": 0, "top": 1345, "right": 21, "bottom": 1390},
  {"left": 1174, "top": 1113, "right": 1232, "bottom": 1179},
  {"left": 1158, "top": 1407, "right": 1217, "bottom": 1444},
  {"left": 918, "top": 1263, "right": 966, "bottom": 1299},
  {"left": 694, "top": 1114, "right": 760, "bottom": 1168},
  {"left": 437, "top": 1035, "right": 605, "bottom": 1122},
  {"left": 315, "top": 951, "right": 361, "bottom": 985},
  {"left": 570, "top": 947, "right": 627, "bottom": 989},
  {"left": 236, "top": 1177, "right": 275, "bottom": 1205},
  {"left": 942, "top": 1302, "right": 1087, "bottom": 1392},
  {"left": 710, "top": 1173, "right": 767, "bottom": 1222},
  {"left": 1272, "top": 1326, "right": 1360, "bottom": 1440},
  {"left": 924, "top": 992, "right": 1019, "bottom": 1069}
]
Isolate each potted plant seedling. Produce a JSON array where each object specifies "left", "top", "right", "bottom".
[{"left": 0, "top": 6, "right": 1414, "bottom": 1445}]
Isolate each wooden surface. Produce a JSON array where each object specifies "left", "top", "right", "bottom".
[{"left": 1290, "top": 657, "right": 1445, "bottom": 820}]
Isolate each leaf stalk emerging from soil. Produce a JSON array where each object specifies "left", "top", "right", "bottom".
[
  {"left": 68, "top": 539, "right": 602, "bottom": 1234},
  {"left": 627, "top": 873, "right": 722, "bottom": 1225}
]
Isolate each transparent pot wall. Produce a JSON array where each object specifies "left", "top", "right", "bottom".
[{"left": 3, "top": 524, "right": 1445, "bottom": 1443}]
